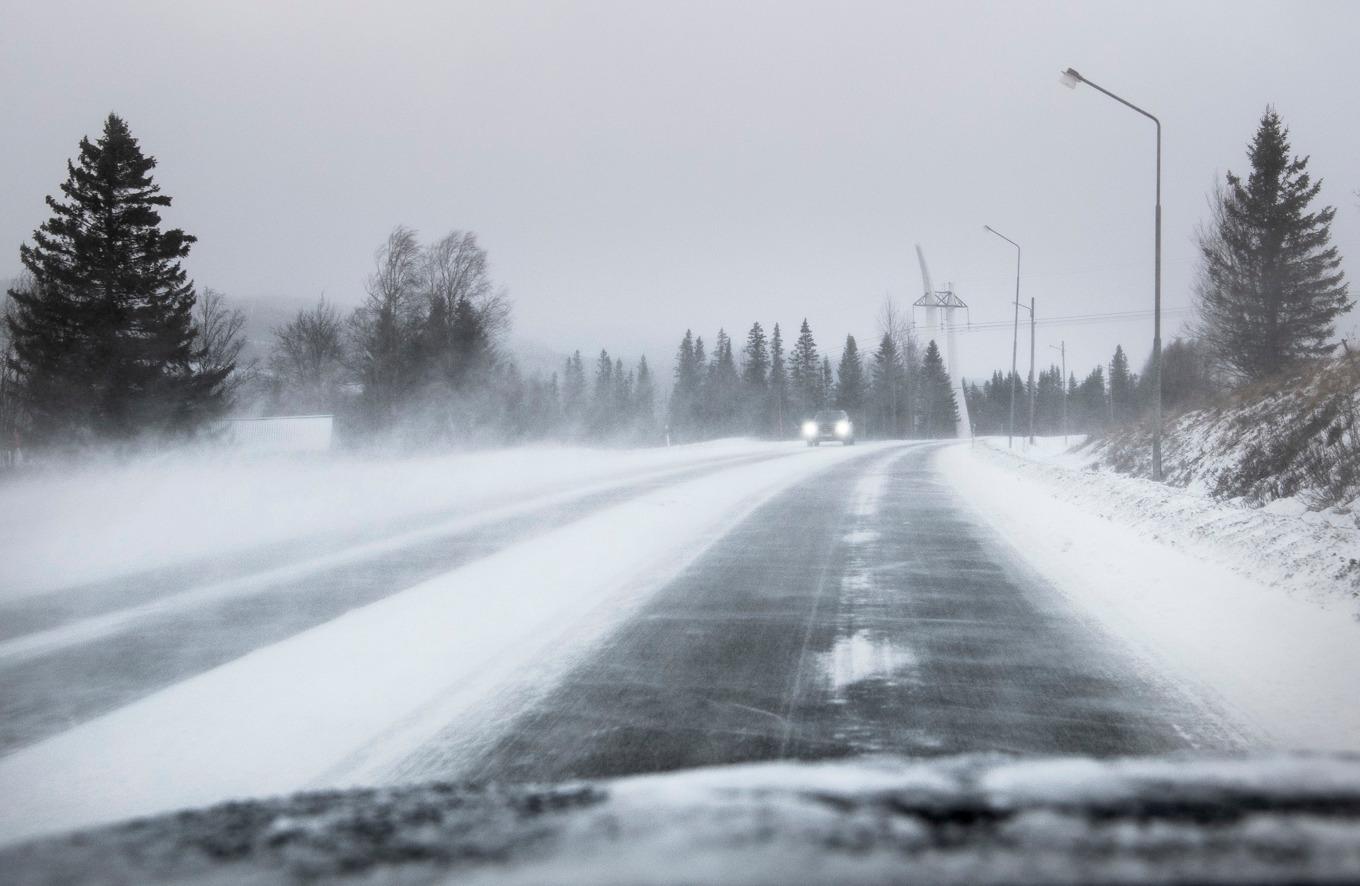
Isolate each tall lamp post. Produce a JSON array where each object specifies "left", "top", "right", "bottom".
[
  {"left": 1060, "top": 66, "right": 1163, "bottom": 481},
  {"left": 983, "top": 225, "right": 1021, "bottom": 448},
  {"left": 1014, "top": 297, "right": 1036, "bottom": 444},
  {"left": 1050, "top": 341, "right": 1067, "bottom": 446}
]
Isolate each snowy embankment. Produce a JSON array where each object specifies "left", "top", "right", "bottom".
[
  {"left": 0, "top": 440, "right": 892, "bottom": 847},
  {"left": 1092, "top": 354, "right": 1360, "bottom": 513},
  {"left": 937, "top": 438, "right": 1360, "bottom": 754}
]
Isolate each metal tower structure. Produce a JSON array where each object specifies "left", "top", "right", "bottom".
[{"left": 913, "top": 245, "right": 971, "bottom": 437}]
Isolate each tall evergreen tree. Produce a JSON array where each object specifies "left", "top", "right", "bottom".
[
  {"left": 919, "top": 340, "right": 959, "bottom": 438},
  {"left": 670, "top": 330, "right": 700, "bottom": 438},
  {"left": 706, "top": 329, "right": 740, "bottom": 436},
  {"left": 741, "top": 322, "right": 770, "bottom": 434},
  {"left": 871, "top": 332, "right": 904, "bottom": 437},
  {"left": 790, "top": 319, "right": 821, "bottom": 419},
  {"left": 613, "top": 357, "right": 630, "bottom": 417},
  {"left": 1108, "top": 344, "right": 1136, "bottom": 422},
  {"left": 1074, "top": 366, "right": 1108, "bottom": 432},
  {"left": 595, "top": 351, "right": 617, "bottom": 432},
  {"left": 769, "top": 323, "right": 789, "bottom": 436},
  {"left": 6, "top": 114, "right": 228, "bottom": 444},
  {"left": 820, "top": 357, "right": 834, "bottom": 408},
  {"left": 633, "top": 355, "right": 655, "bottom": 436},
  {"left": 1196, "top": 108, "right": 1351, "bottom": 380},
  {"left": 561, "top": 350, "right": 587, "bottom": 431},
  {"left": 835, "top": 335, "right": 866, "bottom": 420}
]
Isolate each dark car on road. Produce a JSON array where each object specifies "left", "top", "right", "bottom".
[{"left": 802, "top": 409, "right": 854, "bottom": 446}]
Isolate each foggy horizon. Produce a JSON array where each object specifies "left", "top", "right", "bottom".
[{"left": 3, "top": 0, "right": 1357, "bottom": 383}]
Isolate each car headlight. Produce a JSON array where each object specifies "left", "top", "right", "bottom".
[
  {"left": 835, "top": 420, "right": 850, "bottom": 436},
  {"left": 801, "top": 421, "right": 817, "bottom": 437}
]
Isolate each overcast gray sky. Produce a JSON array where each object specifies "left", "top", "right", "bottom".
[{"left": 2, "top": 0, "right": 1357, "bottom": 381}]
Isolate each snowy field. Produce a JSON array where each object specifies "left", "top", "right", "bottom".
[{"left": 939, "top": 437, "right": 1360, "bottom": 754}]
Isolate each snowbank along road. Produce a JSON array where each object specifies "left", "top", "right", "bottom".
[{"left": 0, "top": 439, "right": 1309, "bottom": 846}]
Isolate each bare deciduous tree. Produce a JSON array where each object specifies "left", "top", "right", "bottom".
[
  {"left": 350, "top": 226, "right": 425, "bottom": 416},
  {"left": 271, "top": 298, "right": 347, "bottom": 414},
  {"left": 193, "top": 288, "right": 248, "bottom": 404}
]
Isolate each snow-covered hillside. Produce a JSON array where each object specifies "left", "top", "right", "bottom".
[{"left": 1091, "top": 354, "right": 1360, "bottom": 515}]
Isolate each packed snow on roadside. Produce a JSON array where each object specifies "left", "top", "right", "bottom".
[
  {"left": 974, "top": 435, "right": 1359, "bottom": 604},
  {"left": 937, "top": 438, "right": 1360, "bottom": 755}
]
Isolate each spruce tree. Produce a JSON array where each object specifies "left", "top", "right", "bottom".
[
  {"left": 742, "top": 323, "right": 770, "bottom": 387},
  {"left": 790, "top": 319, "right": 820, "bottom": 419},
  {"left": 592, "top": 349, "right": 614, "bottom": 434},
  {"left": 1075, "top": 366, "right": 1107, "bottom": 432},
  {"left": 670, "top": 330, "right": 699, "bottom": 438},
  {"left": 562, "top": 351, "right": 587, "bottom": 431},
  {"left": 1108, "top": 344, "right": 1136, "bottom": 422},
  {"left": 835, "top": 335, "right": 866, "bottom": 419},
  {"left": 692, "top": 335, "right": 709, "bottom": 434},
  {"left": 633, "top": 356, "right": 655, "bottom": 436},
  {"left": 768, "top": 323, "right": 789, "bottom": 436},
  {"left": 919, "top": 340, "right": 959, "bottom": 438},
  {"left": 741, "top": 322, "right": 769, "bottom": 434},
  {"left": 706, "top": 329, "right": 740, "bottom": 435},
  {"left": 6, "top": 114, "right": 227, "bottom": 444},
  {"left": 871, "top": 332, "right": 904, "bottom": 438},
  {"left": 1196, "top": 108, "right": 1351, "bottom": 380}
]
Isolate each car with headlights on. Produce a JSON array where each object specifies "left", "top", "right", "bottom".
[{"left": 802, "top": 409, "right": 854, "bottom": 446}]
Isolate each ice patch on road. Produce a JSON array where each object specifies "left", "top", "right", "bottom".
[{"left": 818, "top": 630, "right": 919, "bottom": 693}]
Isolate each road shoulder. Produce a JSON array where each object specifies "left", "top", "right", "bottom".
[{"left": 935, "top": 440, "right": 1360, "bottom": 754}]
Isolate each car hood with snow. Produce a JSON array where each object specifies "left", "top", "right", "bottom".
[{"left": 5, "top": 753, "right": 1360, "bottom": 885}]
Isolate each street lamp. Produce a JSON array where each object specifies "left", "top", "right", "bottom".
[
  {"left": 983, "top": 224, "right": 1021, "bottom": 448},
  {"left": 1014, "top": 297, "right": 1036, "bottom": 445},
  {"left": 1060, "top": 66, "right": 1163, "bottom": 481}
]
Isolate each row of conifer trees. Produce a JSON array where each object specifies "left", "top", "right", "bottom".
[{"left": 664, "top": 319, "right": 961, "bottom": 442}]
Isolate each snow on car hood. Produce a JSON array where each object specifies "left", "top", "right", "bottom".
[{"left": 6, "top": 753, "right": 1360, "bottom": 884}]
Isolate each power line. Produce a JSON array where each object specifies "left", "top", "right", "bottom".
[{"left": 911, "top": 306, "right": 1193, "bottom": 334}]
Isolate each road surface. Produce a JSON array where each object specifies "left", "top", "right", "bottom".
[
  {"left": 0, "top": 441, "right": 1241, "bottom": 845},
  {"left": 394, "top": 443, "right": 1237, "bottom": 785}
]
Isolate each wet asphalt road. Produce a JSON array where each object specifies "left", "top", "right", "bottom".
[
  {"left": 422, "top": 443, "right": 1237, "bottom": 784},
  {"left": 0, "top": 442, "right": 1239, "bottom": 788}
]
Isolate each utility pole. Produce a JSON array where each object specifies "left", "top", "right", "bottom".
[
  {"left": 983, "top": 225, "right": 1021, "bottom": 449},
  {"left": 1050, "top": 341, "right": 1067, "bottom": 446},
  {"left": 1014, "top": 298, "right": 1035, "bottom": 445},
  {"left": 1028, "top": 297, "right": 1036, "bottom": 444}
]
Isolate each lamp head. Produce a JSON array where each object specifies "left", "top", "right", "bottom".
[{"left": 1059, "top": 67, "right": 1082, "bottom": 90}]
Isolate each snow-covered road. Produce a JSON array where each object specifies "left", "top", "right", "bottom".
[{"left": 0, "top": 439, "right": 1353, "bottom": 847}]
